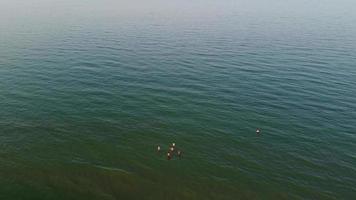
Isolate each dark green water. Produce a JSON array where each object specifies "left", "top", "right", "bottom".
[{"left": 1, "top": 0, "right": 356, "bottom": 199}]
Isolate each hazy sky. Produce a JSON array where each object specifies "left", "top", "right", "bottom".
[
  {"left": 1, "top": 0, "right": 355, "bottom": 18},
  {"left": 1, "top": 0, "right": 355, "bottom": 37}
]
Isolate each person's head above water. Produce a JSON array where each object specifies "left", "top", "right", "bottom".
[
  {"left": 172, "top": 143, "right": 175, "bottom": 147},
  {"left": 177, "top": 150, "right": 182, "bottom": 159}
]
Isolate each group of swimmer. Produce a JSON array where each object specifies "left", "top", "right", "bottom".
[
  {"left": 157, "top": 129, "right": 260, "bottom": 161},
  {"left": 157, "top": 142, "right": 182, "bottom": 160}
]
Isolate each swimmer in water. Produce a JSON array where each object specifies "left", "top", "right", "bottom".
[
  {"left": 169, "top": 142, "right": 175, "bottom": 153},
  {"left": 157, "top": 145, "right": 161, "bottom": 153},
  {"left": 256, "top": 128, "right": 261, "bottom": 135},
  {"left": 167, "top": 152, "right": 172, "bottom": 160},
  {"left": 177, "top": 150, "right": 182, "bottom": 159}
]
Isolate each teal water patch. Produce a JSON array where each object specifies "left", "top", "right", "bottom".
[{"left": 1, "top": 0, "right": 356, "bottom": 199}]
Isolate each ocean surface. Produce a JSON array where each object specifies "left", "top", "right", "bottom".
[{"left": 1, "top": 0, "right": 356, "bottom": 199}]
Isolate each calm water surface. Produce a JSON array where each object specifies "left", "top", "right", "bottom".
[{"left": 1, "top": 0, "right": 356, "bottom": 199}]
